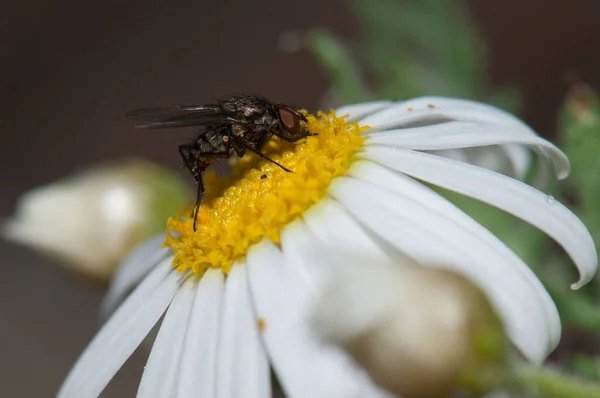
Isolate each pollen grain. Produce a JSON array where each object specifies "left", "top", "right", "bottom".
[{"left": 258, "top": 318, "right": 267, "bottom": 332}]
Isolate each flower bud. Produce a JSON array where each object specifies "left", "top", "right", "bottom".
[
  {"left": 312, "top": 259, "right": 508, "bottom": 398},
  {"left": 3, "top": 159, "right": 190, "bottom": 281}
]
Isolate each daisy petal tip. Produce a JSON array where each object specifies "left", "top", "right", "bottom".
[
  {"left": 571, "top": 281, "right": 584, "bottom": 290},
  {"left": 571, "top": 273, "right": 594, "bottom": 290},
  {"left": 557, "top": 169, "right": 570, "bottom": 180},
  {"left": 571, "top": 253, "right": 598, "bottom": 290}
]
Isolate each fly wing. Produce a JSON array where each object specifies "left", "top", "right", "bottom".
[
  {"left": 126, "top": 105, "right": 221, "bottom": 121},
  {"left": 126, "top": 105, "right": 240, "bottom": 129}
]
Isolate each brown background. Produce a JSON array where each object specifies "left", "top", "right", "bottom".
[{"left": 1, "top": 0, "right": 599, "bottom": 396}]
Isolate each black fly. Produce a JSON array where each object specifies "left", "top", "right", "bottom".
[{"left": 126, "top": 94, "right": 313, "bottom": 231}]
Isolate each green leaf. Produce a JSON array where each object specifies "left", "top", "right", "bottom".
[
  {"left": 559, "top": 84, "right": 600, "bottom": 248},
  {"left": 549, "top": 281, "right": 600, "bottom": 333},
  {"left": 484, "top": 86, "right": 523, "bottom": 114},
  {"left": 353, "top": 0, "right": 486, "bottom": 100},
  {"left": 572, "top": 356, "right": 600, "bottom": 382},
  {"left": 305, "top": 30, "right": 371, "bottom": 104},
  {"left": 303, "top": 0, "right": 521, "bottom": 111}
]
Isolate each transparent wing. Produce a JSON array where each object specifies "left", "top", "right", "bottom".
[
  {"left": 126, "top": 105, "right": 240, "bottom": 129},
  {"left": 126, "top": 105, "right": 221, "bottom": 121}
]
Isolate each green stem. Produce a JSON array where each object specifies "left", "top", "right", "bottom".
[{"left": 516, "top": 365, "right": 600, "bottom": 398}]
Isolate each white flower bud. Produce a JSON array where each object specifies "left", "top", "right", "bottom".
[
  {"left": 3, "top": 159, "right": 189, "bottom": 281},
  {"left": 312, "top": 259, "right": 507, "bottom": 398}
]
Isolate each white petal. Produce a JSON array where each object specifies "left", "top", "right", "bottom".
[
  {"left": 58, "top": 259, "right": 181, "bottom": 398},
  {"left": 357, "top": 96, "right": 562, "bottom": 181},
  {"left": 359, "top": 96, "right": 533, "bottom": 136},
  {"left": 301, "top": 198, "right": 396, "bottom": 265},
  {"left": 401, "top": 97, "right": 534, "bottom": 133},
  {"left": 430, "top": 146, "right": 530, "bottom": 180},
  {"left": 247, "top": 238, "right": 391, "bottom": 398},
  {"left": 176, "top": 269, "right": 224, "bottom": 398},
  {"left": 360, "top": 146, "right": 597, "bottom": 289},
  {"left": 216, "top": 263, "right": 270, "bottom": 398},
  {"left": 329, "top": 174, "right": 559, "bottom": 362},
  {"left": 346, "top": 161, "right": 560, "bottom": 332},
  {"left": 365, "top": 121, "right": 568, "bottom": 178},
  {"left": 501, "top": 143, "right": 531, "bottom": 180},
  {"left": 137, "top": 276, "right": 195, "bottom": 398},
  {"left": 278, "top": 219, "right": 325, "bottom": 289},
  {"left": 102, "top": 233, "right": 170, "bottom": 317},
  {"left": 335, "top": 101, "right": 393, "bottom": 122}
]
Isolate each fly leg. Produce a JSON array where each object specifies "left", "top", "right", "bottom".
[
  {"left": 190, "top": 172, "right": 206, "bottom": 232},
  {"left": 232, "top": 137, "right": 292, "bottom": 173},
  {"left": 179, "top": 143, "right": 230, "bottom": 231}
]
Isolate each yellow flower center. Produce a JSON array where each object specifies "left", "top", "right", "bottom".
[{"left": 165, "top": 111, "right": 367, "bottom": 276}]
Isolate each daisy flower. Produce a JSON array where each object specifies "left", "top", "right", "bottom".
[{"left": 59, "top": 97, "right": 597, "bottom": 398}]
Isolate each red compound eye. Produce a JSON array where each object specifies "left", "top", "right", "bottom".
[{"left": 278, "top": 106, "right": 301, "bottom": 136}]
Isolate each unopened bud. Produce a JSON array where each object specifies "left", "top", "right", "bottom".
[
  {"left": 312, "top": 259, "right": 507, "bottom": 398},
  {"left": 3, "top": 159, "right": 190, "bottom": 281}
]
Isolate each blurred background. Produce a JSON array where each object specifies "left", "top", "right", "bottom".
[{"left": 1, "top": 0, "right": 600, "bottom": 396}]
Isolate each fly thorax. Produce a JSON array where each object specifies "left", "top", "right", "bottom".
[{"left": 256, "top": 113, "right": 278, "bottom": 130}]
